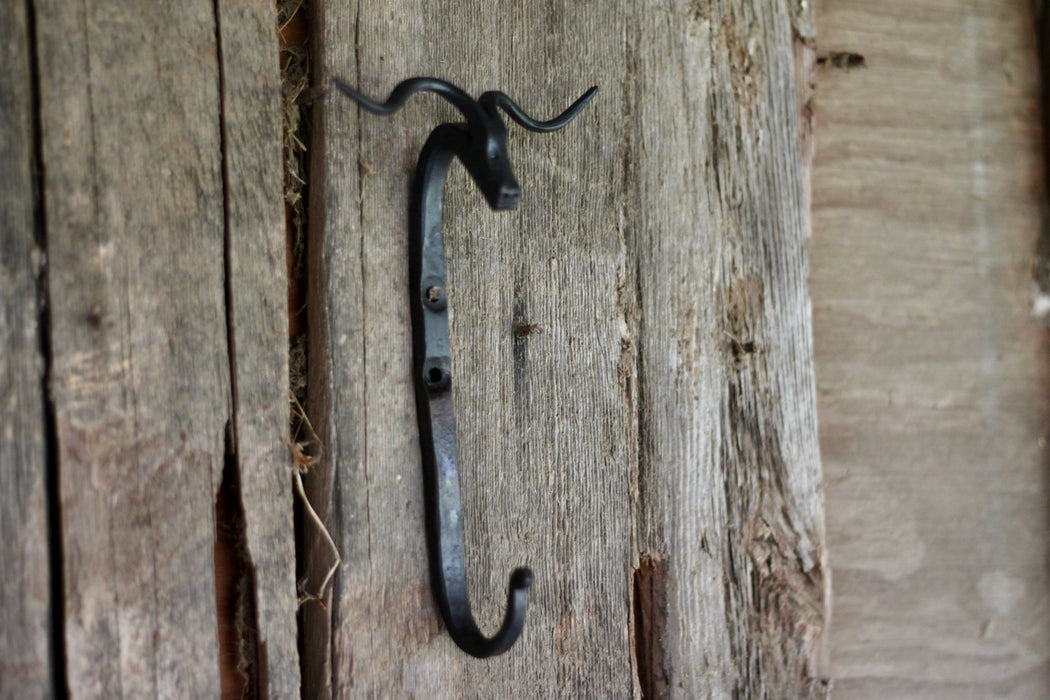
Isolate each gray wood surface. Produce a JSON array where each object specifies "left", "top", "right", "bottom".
[
  {"left": 305, "top": 2, "right": 636, "bottom": 696},
  {"left": 23, "top": 0, "right": 301, "bottom": 696},
  {"left": 215, "top": 1, "right": 302, "bottom": 695},
  {"left": 812, "top": 0, "right": 1050, "bottom": 697},
  {"left": 34, "top": 1, "right": 228, "bottom": 696},
  {"left": 627, "top": 0, "right": 826, "bottom": 696},
  {"left": 305, "top": 0, "right": 825, "bottom": 696},
  {"left": 0, "top": 1, "right": 53, "bottom": 696}
]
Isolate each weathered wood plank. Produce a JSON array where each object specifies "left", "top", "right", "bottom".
[
  {"left": 812, "top": 0, "right": 1050, "bottom": 696},
  {"left": 214, "top": 1, "right": 301, "bottom": 695},
  {"left": 305, "top": 1, "right": 635, "bottom": 696},
  {"left": 626, "top": 0, "right": 827, "bottom": 696},
  {"left": 0, "top": 2, "right": 53, "bottom": 697},
  {"left": 306, "top": 0, "right": 825, "bottom": 697},
  {"left": 35, "top": 1, "right": 230, "bottom": 695}
]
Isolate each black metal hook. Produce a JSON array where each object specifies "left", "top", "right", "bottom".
[{"left": 333, "top": 76, "right": 596, "bottom": 658}]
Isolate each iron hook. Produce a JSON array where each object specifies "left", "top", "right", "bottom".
[{"left": 333, "top": 76, "right": 596, "bottom": 658}]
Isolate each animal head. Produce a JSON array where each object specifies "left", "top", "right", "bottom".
[
  {"left": 459, "top": 104, "right": 518, "bottom": 210},
  {"left": 332, "top": 77, "right": 597, "bottom": 211}
]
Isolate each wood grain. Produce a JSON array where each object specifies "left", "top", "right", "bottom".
[
  {"left": 306, "top": 0, "right": 825, "bottom": 696},
  {"left": 215, "top": 1, "right": 301, "bottom": 695},
  {"left": 35, "top": 1, "right": 230, "bottom": 695},
  {"left": 626, "top": 0, "right": 827, "bottom": 696},
  {"left": 811, "top": 0, "right": 1050, "bottom": 697},
  {"left": 0, "top": 1, "right": 53, "bottom": 696}
]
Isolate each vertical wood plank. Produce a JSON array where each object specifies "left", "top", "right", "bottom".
[
  {"left": 35, "top": 1, "right": 230, "bottom": 695},
  {"left": 306, "top": 1, "right": 634, "bottom": 696},
  {"left": 430, "top": 3, "right": 635, "bottom": 694},
  {"left": 626, "top": 0, "right": 827, "bottom": 696},
  {"left": 215, "top": 1, "right": 301, "bottom": 694},
  {"left": 0, "top": 2, "right": 53, "bottom": 696},
  {"left": 812, "top": 0, "right": 1050, "bottom": 696},
  {"left": 308, "top": 0, "right": 824, "bottom": 696}
]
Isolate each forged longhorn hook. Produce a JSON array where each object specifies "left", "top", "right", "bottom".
[{"left": 333, "top": 76, "right": 596, "bottom": 658}]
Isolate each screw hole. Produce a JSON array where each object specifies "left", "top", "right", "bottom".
[{"left": 428, "top": 367, "right": 444, "bottom": 384}]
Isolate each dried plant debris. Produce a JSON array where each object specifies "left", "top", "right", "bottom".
[
  {"left": 279, "top": 0, "right": 310, "bottom": 278},
  {"left": 289, "top": 393, "right": 340, "bottom": 609},
  {"left": 288, "top": 334, "right": 306, "bottom": 409},
  {"left": 277, "top": 0, "right": 337, "bottom": 611}
]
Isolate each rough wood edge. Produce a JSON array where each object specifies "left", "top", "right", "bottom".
[
  {"left": 626, "top": 0, "right": 828, "bottom": 695},
  {"left": 215, "top": 1, "right": 302, "bottom": 695},
  {"left": 37, "top": 1, "right": 230, "bottom": 694},
  {"left": 0, "top": 0, "right": 54, "bottom": 695}
]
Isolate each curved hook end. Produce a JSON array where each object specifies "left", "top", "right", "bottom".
[
  {"left": 447, "top": 567, "right": 533, "bottom": 659},
  {"left": 510, "top": 567, "right": 534, "bottom": 591},
  {"left": 475, "top": 567, "right": 533, "bottom": 658}
]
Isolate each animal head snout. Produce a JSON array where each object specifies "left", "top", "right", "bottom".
[{"left": 493, "top": 184, "right": 520, "bottom": 211}]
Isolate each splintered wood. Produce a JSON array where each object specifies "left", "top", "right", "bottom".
[{"left": 10, "top": 0, "right": 300, "bottom": 696}]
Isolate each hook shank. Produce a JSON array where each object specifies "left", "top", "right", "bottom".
[{"left": 410, "top": 128, "right": 532, "bottom": 657}]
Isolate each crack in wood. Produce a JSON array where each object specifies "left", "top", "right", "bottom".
[
  {"left": 211, "top": 4, "right": 257, "bottom": 694},
  {"left": 632, "top": 554, "right": 669, "bottom": 700},
  {"left": 20, "top": 0, "right": 69, "bottom": 691},
  {"left": 214, "top": 425, "right": 264, "bottom": 699}
]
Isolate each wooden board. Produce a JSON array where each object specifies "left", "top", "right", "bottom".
[
  {"left": 28, "top": 0, "right": 296, "bottom": 695},
  {"left": 305, "top": 0, "right": 826, "bottom": 696},
  {"left": 811, "top": 0, "right": 1050, "bottom": 696},
  {"left": 2, "top": 0, "right": 824, "bottom": 694},
  {"left": 304, "top": 3, "right": 635, "bottom": 696},
  {"left": 215, "top": 1, "right": 302, "bottom": 695},
  {"left": 626, "top": 0, "right": 827, "bottom": 695},
  {"left": 0, "top": 1, "right": 53, "bottom": 696},
  {"left": 35, "top": 0, "right": 230, "bottom": 693},
  {"left": 26, "top": 0, "right": 301, "bottom": 695}
]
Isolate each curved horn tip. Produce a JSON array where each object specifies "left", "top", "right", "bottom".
[
  {"left": 331, "top": 76, "right": 356, "bottom": 94},
  {"left": 574, "top": 86, "right": 599, "bottom": 109}
]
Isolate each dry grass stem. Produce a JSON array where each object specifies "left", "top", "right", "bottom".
[{"left": 288, "top": 393, "right": 339, "bottom": 607}]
